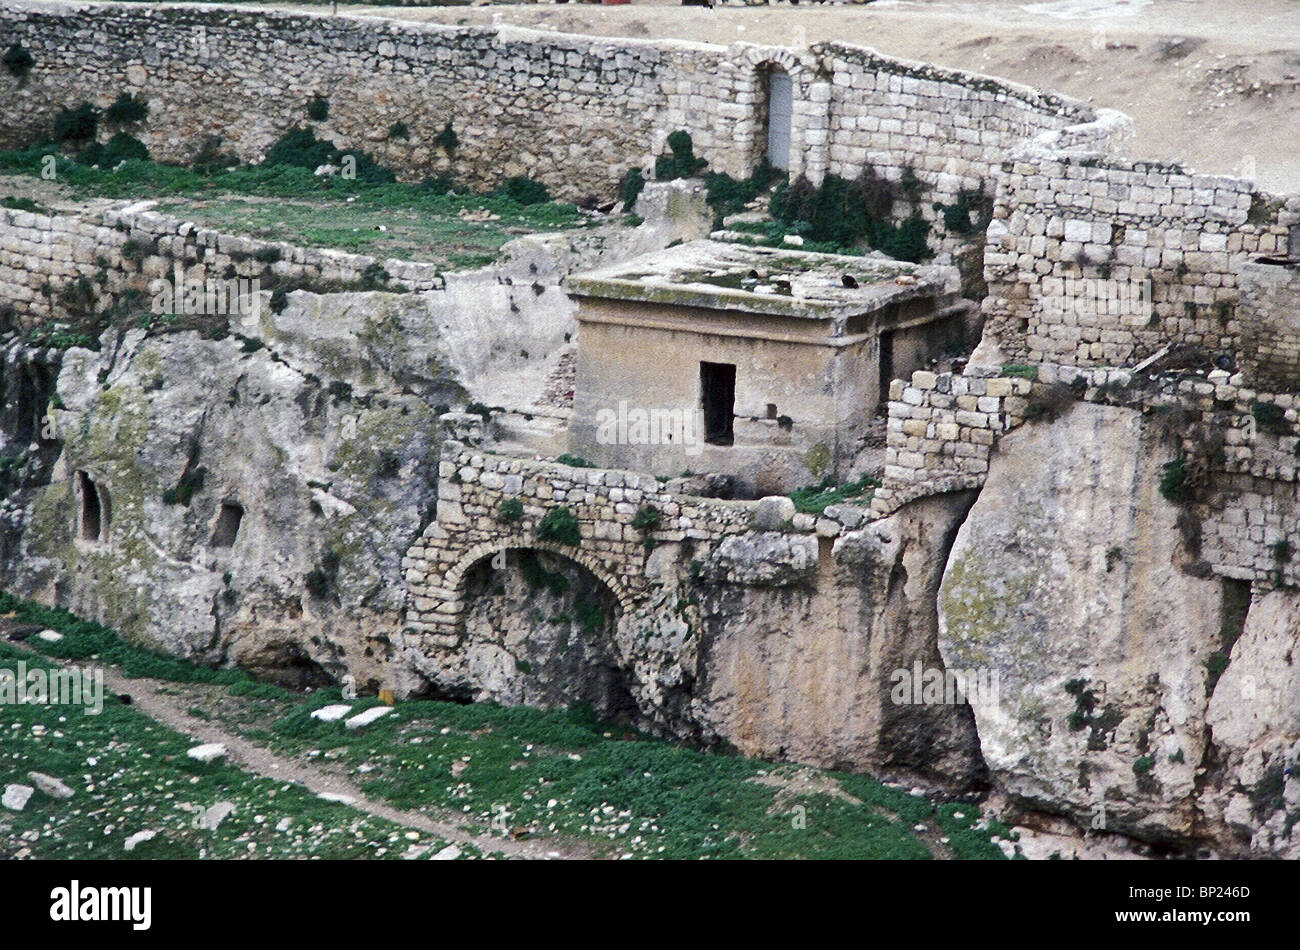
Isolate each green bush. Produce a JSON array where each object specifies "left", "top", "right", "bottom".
[
  {"left": 1158, "top": 456, "right": 1189, "bottom": 503},
  {"left": 81, "top": 132, "right": 149, "bottom": 167},
  {"left": 536, "top": 506, "right": 582, "bottom": 547},
  {"left": 2, "top": 43, "right": 34, "bottom": 78},
  {"left": 631, "top": 505, "right": 661, "bottom": 533},
  {"left": 555, "top": 453, "right": 593, "bottom": 468},
  {"left": 162, "top": 466, "right": 207, "bottom": 506},
  {"left": 1252, "top": 400, "right": 1289, "bottom": 436},
  {"left": 52, "top": 102, "right": 99, "bottom": 146},
  {"left": 494, "top": 175, "right": 551, "bottom": 206},
  {"left": 263, "top": 126, "right": 394, "bottom": 184},
  {"left": 621, "top": 167, "right": 646, "bottom": 208},
  {"left": 498, "top": 498, "right": 524, "bottom": 523},
  {"left": 388, "top": 121, "right": 409, "bottom": 140},
  {"left": 654, "top": 130, "right": 708, "bottom": 181},
  {"left": 104, "top": 92, "right": 148, "bottom": 125},
  {"left": 769, "top": 170, "right": 932, "bottom": 261},
  {"left": 306, "top": 96, "right": 330, "bottom": 122},
  {"left": 790, "top": 474, "right": 880, "bottom": 514},
  {"left": 433, "top": 120, "right": 458, "bottom": 151}
]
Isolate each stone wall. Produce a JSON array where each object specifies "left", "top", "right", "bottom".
[
  {"left": 874, "top": 362, "right": 1300, "bottom": 590},
  {"left": 0, "top": 201, "right": 445, "bottom": 328},
  {"left": 0, "top": 2, "right": 1112, "bottom": 225},
  {"left": 979, "top": 152, "right": 1300, "bottom": 374},
  {"left": 870, "top": 369, "right": 1033, "bottom": 517},
  {"left": 1237, "top": 260, "right": 1300, "bottom": 392}
]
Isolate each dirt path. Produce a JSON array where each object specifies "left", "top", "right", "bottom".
[
  {"left": 102, "top": 668, "right": 596, "bottom": 858},
  {"left": 185, "top": 0, "right": 1300, "bottom": 192},
  {"left": 4, "top": 630, "right": 584, "bottom": 859}
]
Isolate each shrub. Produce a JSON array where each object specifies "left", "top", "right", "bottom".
[
  {"left": 1252, "top": 400, "right": 1289, "bottom": 436},
  {"left": 934, "top": 188, "right": 993, "bottom": 235},
  {"left": 498, "top": 498, "right": 524, "bottom": 523},
  {"left": 1132, "top": 756, "right": 1155, "bottom": 776},
  {"left": 306, "top": 96, "right": 330, "bottom": 121},
  {"left": 631, "top": 505, "right": 661, "bottom": 533},
  {"left": 494, "top": 175, "right": 551, "bottom": 206},
  {"left": 263, "top": 126, "right": 395, "bottom": 183},
  {"left": 305, "top": 568, "right": 331, "bottom": 599},
  {"left": 2, "top": 43, "right": 34, "bottom": 78},
  {"left": 655, "top": 130, "right": 708, "bottom": 181},
  {"left": 769, "top": 170, "right": 931, "bottom": 261},
  {"left": 162, "top": 466, "right": 207, "bottom": 506},
  {"left": 388, "top": 121, "right": 409, "bottom": 139},
  {"left": 81, "top": 132, "right": 149, "bottom": 167},
  {"left": 52, "top": 102, "right": 99, "bottom": 146},
  {"left": 536, "top": 506, "right": 581, "bottom": 547},
  {"left": 621, "top": 167, "right": 646, "bottom": 208},
  {"left": 1272, "top": 539, "right": 1294, "bottom": 563},
  {"left": 1158, "top": 456, "right": 1189, "bottom": 503},
  {"left": 104, "top": 92, "right": 148, "bottom": 125},
  {"left": 1023, "top": 383, "right": 1075, "bottom": 423},
  {"left": 433, "top": 120, "right": 458, "bottom": 151},
  {"left": 191, "top": 135, "right": 239, "bottom": 174},
  {"left": 555, "top": 453, "right": 593, "bottom": 468}
]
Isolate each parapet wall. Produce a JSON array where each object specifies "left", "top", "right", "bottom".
[
  {"left": 0, "top": 2, "right": 1112, "bottom": 232},
  {"left": 980, "top": 152, "right": 1300, "bottom": 375},
  {"left": 0, "top": 201, "right": 445, "bottom": 329}
]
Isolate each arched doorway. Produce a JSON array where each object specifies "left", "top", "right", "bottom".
[
  {"left": 765, "top": 67, "right": 793, "bottom": 171},
  {"left": 457, "top": 547, "right": 636, "bottom": 722}
]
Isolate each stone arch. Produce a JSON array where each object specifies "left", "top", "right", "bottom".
[{"left": 445, "top": 538, "right": 637, "bottom": 622}]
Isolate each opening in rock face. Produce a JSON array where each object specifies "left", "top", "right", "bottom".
[
  {"left": 210, "top": 502, "right": 244, "bottom": 548},
  {"left": 75, "top": 470, "right": 104, "bottom": 542},
  {"left": 460, "top": 548, "right": 635, "bottom": 723}
]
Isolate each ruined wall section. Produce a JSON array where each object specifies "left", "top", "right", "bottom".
[
  {"left": 819, "top": 44, "right": 1116, "bottom": 253},
  {"left": 0, "top": 202, "right": 446, "bottom": 328},
  {"left": 0, "top": 3, "right": 1114, "bottom": 220},
  {"left": 874, "top": 364, "right": 1300, "bottom": 591},
  {"left": 0, "top": 3, "right": 744, "bottom": 200},
  {"left": 980, "top": 152, "right": 1300, "bottom": 371}
]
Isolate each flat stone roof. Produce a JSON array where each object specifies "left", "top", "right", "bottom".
[{"left": 565, "top": 240, "right": 956, "bottom": 322}]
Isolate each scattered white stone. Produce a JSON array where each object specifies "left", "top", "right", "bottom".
[
  {"left": 124, "top": 830, "right": 157, "bottom": 852},
  {"left": 200, "top": 801, "right": 236, "bottom": 831},
  {"left": 432, "top": 845, "right": 462, "bottom": 861},
  {"left": 275, "top": 817, "right": 293, "bottom": 833},
  {"left": 186, "top": 743, "right": 227, "bottom": 763},
  {"left": 783, "top": 234, "right": 805, "bottom": 247},
  {"left": 344, "top": 706, "right": 392, "bottom": 730},
  {"left": 2, "top": 784, "right": 34, "bottom": 811},
  {"left": 28, "top": 772, "right": 74, "bottom": 799},
  {"left": 36, "top": 629, "right": 63, "bottom": 643},
  {"left": 310, "top": 704, "right": 353, "bottom": 722},
  {"left": 318, "top": 792, "right": 356, "bottom": 804}
]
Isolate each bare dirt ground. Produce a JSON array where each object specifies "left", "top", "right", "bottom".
[{"left": 239, "top": 0, "right": 1300, "bottom": 193}]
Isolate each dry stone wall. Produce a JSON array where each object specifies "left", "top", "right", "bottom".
[
  {"left": 980, "top": 152, "right": 1300, "bottom": 372},
  {"left": 0, "top": 201, "right": 445, "bottom": 328},
  {"left": 1, "top": 2, "right": 1110, "bottom": 226}
]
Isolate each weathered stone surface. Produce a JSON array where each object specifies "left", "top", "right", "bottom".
[
  {"left": 1200, "top": 588, "right": 1300, "bottom": 858},
  {"left": 939, "top": 402, "right": 1220, "bottom": 843},
  {"left": 186, "top": 744, "right": 227, "bottom": 764},
  {"left": 28, "top": 772, "right": 75, "bottom": 800},
  {"left": 2, "top": 784, "right": 34, "bottom": 812}
]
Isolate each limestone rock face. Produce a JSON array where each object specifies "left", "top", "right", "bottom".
[
  {"left": 938, "top": 402, "right": 1222, "bottom": 843},
  {"left": 694, "top": 490, "right": 984, "bottom": 783},
  {"left": 1200, "top": 587, "right": 1300, "bottom": 858},
  {"left": 3, "top": 292, "right": 461, "bottom": 689}
]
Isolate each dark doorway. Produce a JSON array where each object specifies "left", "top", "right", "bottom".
[
  {"left": 878, "top": 329, "right": 895, "bottom": 405},
  {"left": 700, "top": 361, "right": 736, "bottom": 446},
  {"left": 76, "top": 471, "right": 102, "bottom": 542},
  {"left": 210, "top": 502, "right": 244, "bottom": 548}
]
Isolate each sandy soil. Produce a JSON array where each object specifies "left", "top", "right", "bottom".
[{"left": 229, "top": 0, "right": 1300, "bottom": 193}]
